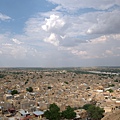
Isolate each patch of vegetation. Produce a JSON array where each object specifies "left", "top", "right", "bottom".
[
  {"left": 25, "top": 79, "right": 29, "bottom": 85},
  {"left": 107, "top": 89, "right": 114, "bottom": 93},
  {"left": 86, "top": 86, "right": 90, "bottom": 89},
  {"left": 112, "top": 97, "right": 116, "bottom": 99},
  {"left": 44, "top": 103, "right": 76, "bottom": 120},
  {"left": 83, "top": 104, "right": 92, "bottom": 110},
  {"left": 73, "top": 70, "right": 90, "bottom": 74},
  {"left": 114, "top": 79, "right": 119, "bottom": 82},
  {"left": 26, "top": 87, "right": 33, "bottom": 92},
  {"left": 44, "top": 103, "right": 61, "bottom": 120},
  {"left": 61, "top": 106, "right": 76, "bottom": 119},
  {"left": 83, "top": 104, "right": 105, "bottom": 120},
  {"left": 40, "top": 75, "right": 43, "bottom": 78},
  {"left": 0, "top": 74, "right": 5, "bottom": 78},
  {"left": 64, "top": 81, "right": 68, "bottom": 84},
  {"left": 11, "top": 72, "right": 24, "bottom": 74},
  {"left": 25, "top": 81, "right": 28, "bottom": 84},
  {"left": 46, "top": 74, "right": 52, "bottom": 76},
  {"left": 11, "top": 90, "right": 19, "bottom": 95},
  {"left": 108, "top": 84, "right": 115, "bottom": 87},
  {"left": 48, "top": 86, "right": 52, "bottom": 89}
]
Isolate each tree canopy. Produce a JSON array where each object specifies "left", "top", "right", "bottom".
[
  {"left": 26, "top": 87, "right": 33, "bottom": 92},
  {"left": 0, "top": 74, "right": 5, "bottom": 78},
  {"left": 44, "top": 103, "right": 61, "bottom": 120},
  {"left": 61, "top": 106, "right": 76, "bottom": 119},
  {"left": 107, "top": 89, "right": 114, "bottom": 93},
  {"left": 83, "top": 104, "right": 105, "bottom": 120},
  {"left": 11, "top": 90, "right": 19, "bottom": 95},
  {"left": 83, "top": 104, "right": 93, "bottom": 110},
  {"left": 44, "top": 103, "right": 77, "bottom": 120}
]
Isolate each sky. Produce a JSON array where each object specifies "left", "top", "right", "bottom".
[{"left": 0, "top": 0, "right": 120, "bottom": 67}]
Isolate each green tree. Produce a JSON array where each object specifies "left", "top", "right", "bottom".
[
  {"left": 26, "top": 87, "right": 33, "bottom": 92},
  {"left": 44, "top": 103, "right": 61, "bottom": 120},
  {"left": 0, "top": 74, "right": 5, "bottom": 78},
  {"left": 61, "top": 106, "right": 76, "bottom": 119},
  {"left": 108, "top": 84, "right": 115, "bottom": 87},
  {"left": 83, "top": 104, "right": 93, "bottom": 110},
  {"left": 11, "top": 90, "right": 19, "bottom": 95},
  {"left": 114, "top": 79, "right": 118, "bottom": 82},
  {"left": 87, "top": 105, "right": 105, "bottom": 120},
  {"left": 64, "top": 81, "right": 68, "bottom": 84},
  {"left": 107, "top": 89, "right": 114, "bottom": 93},
  {"left": 48, "top": 86, "right": 52, "bottom": 89}
]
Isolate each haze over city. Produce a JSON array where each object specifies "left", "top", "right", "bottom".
[{"left": 0, "top": 0, "right": 120, "bottom": 67}]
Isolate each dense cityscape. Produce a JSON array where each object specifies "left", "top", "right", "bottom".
[{"left": 0, "top": 67, "right": 120, "bottom": 120}]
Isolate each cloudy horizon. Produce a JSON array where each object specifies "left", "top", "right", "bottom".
[{"left": 0, "top": 0, "right": 120, "bottom": 67}]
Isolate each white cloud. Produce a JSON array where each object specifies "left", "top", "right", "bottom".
[
  {"left": 44, "top": 33, "right": 59, "bottom": 46},
  {"left": 22, "top": 7, "right": 120, "bottom": 61},
  {"left": 59, "top": 34, "right": 120, "bottom": 59},
  {"left": 47, "top": 0, "right": 120, "bottom": 10},
  {"left": 89, "top": 36, "right": 107, "bottom": 44},
  {"left": 12, "top": 38, "right": 23, "bottom": 44},
  {"left": 0, "top": 13, "right": 11, "bottom": 21},
  {"left": 10, "top": 46, "right": 27, "bottom": 59},
  {"left": 0, "top": 34, "right": 29, "bottom": 59},
  {"left": 0, "top": 32, "right": 56, "bottom": 63},
  {"left": 1, "top": 43, "right": 26, "bottom": 59},
  {"left": 2, "top": 43, "right": 12, "bottom": 46},
  {"left": 42, "top": 14, "right": 65, "bottom": 32},
  {"left": 38, "top": 11, "right": 95, "bottom": 46},
  {"left": 105, "top": 50, "right": 113, "bottom": 55},
  {"left": 112, "top": 34, "right": 120, "bottom": 40},
  {"left": 71, "top": 50, "right": 87, "bottom": 56},
  {"left": 0, "top": 33, "right": 11, "bottom": 43},
  {"left": 41, "top": 14, "right": 66, "bottom": 46},
  {"left": 0, "top": 51, "right": 2, "bottom": 54},
  {"left": 25, "top": 10, "right": 110, "bottom": 47},
  {"left": 24, "top": 17, "right": 45, "bottom": 38},
  {"left": 87, "top": 10, "right": 120, "bottom": 34}
]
